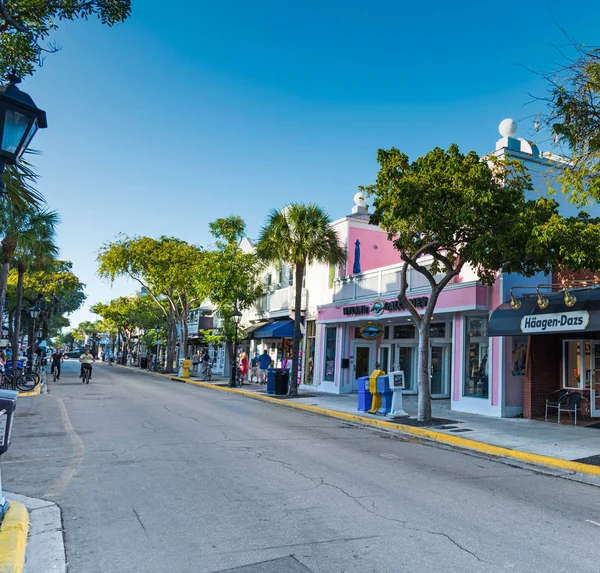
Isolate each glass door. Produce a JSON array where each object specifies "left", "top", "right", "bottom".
[
  {"left": 378, "top": 344, "right": 391, "bottom": 373},
  {"left": 430, "top": 344, "right": 450, "bottom": 398},
  {"left": 352, "top": 341, "right": 375, "bottom": 391}
]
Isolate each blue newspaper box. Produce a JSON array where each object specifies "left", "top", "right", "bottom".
[
  {"left": 0, "top": 389, "right": 18, "bottom": 455},
  {"left": 357, "top": 376, "right": 372, "bottom": 412},
  {"left": 266, "top": 369, "right": 276, "bottom": 395},
  {"left": 376, "top": 375, "right": 393, "bottom": 416}
]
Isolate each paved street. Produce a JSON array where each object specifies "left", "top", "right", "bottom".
[{"left": 3, "top": 361, "right": 600, "bottom": 573}]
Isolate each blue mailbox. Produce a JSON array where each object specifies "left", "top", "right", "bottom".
[
  {"left": 357, "top": 376, "right": 372, "bottom": 412},
  {"left": 375, "top": 375, "right": 393, "bottom": 416}
]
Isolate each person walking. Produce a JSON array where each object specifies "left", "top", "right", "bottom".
[
  {"left": 239, "top": 352, "right": 249, "bottom": 384},
  {"left": 258, "top": 349, "right": 272, "bottom": 384},
  {"left": 250, "top": 351, "right": 260, "bottom": 383}
]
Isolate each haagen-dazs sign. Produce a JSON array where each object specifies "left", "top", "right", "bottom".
[{"left": 520, "top": 311, "right": 590, "bottom": 334}]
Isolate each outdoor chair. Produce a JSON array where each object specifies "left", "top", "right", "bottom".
[
  {"left": 545, "top": 389, "right": 570, "bottom": 421},
  {"left": 558, "top": 392, "right": 585, "bottom": 425}
]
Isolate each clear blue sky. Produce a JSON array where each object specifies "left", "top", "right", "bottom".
[{"left": 20, "top": 0, "right": 600, "bottom": 327}]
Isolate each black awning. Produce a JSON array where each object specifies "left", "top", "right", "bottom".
[{"left": 489, "top": 287, "right": 600, "bottom": 337}]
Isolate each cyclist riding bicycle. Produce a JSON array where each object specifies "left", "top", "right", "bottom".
[
  {"left": 50, "top": 349, "right": 64, "bottom": 380},
  {"left": 79, "top": 349, "right": 95, "bottom": 379}
]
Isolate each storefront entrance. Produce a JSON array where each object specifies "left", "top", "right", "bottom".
[
  {"left": 352, "top": 341, "right": 375, "bottom": 391},
  {"left": 564, "top": 340, "right": 600, "bottom": 417},
  {"left": 430, "top": 344, "right": 451, "bottom": 398}
]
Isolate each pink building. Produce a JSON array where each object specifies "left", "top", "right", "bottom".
[{"left": 310, "top": 119, "right": 582, "bottom": 418}]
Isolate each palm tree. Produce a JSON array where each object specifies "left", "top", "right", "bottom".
[
  {"left": 3, "top": 157, "right": 44, "bottom": 211},
  {"left": 256, "top": 203, "right": 346, "bottom": 396},
  {"left": 0, "top": 205, "right": 59, "bottom": 344},
  {"left": 10, "top": 213, "right": 59, "bottom": 361}
]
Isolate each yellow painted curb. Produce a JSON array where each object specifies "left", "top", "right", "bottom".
[
  {"left": 0, "top": 502, "right": 29, "bottom": 573},
  {"left": 168, "top": 375, "right": 600, "bottom": 478},
  {"left": 19, "top": 383, "right": 41, "bottom": 397}
]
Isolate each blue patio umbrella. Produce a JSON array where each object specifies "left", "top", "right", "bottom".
[{"left": 353, "top": 239, "right": 361, "bottom": 274}]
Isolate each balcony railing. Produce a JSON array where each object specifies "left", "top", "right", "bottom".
[
  {"left": 333, "top": 262, "right": 459, "bottom": 303},
  {"left": 249, "top": 286, "right": 307, "bottom": 319}
]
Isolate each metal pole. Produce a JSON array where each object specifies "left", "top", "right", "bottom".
[{"left": 230, "top": 322, "right": 239, "bottom": 387}]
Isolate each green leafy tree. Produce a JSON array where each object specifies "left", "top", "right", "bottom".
[
  {"left": 256, "top": 204, "right": 346, "bottom": 396},
  {"left": 365, "top": 144, "right": 600, "bottom": 422},
  {"left": 538, "top": 43, "right": 600, "bottom": 205},
  {"left": 0, "top": 205, "right": 58, "bottom": 336},
  {"left": 7, "top": 260, "right": 85, "bottom": 359},
  {"left": 10, "top": 206, "right": 58, "bottom": 360},
  {"left": 91, "top": 295, "right": 164, "bottom": 365},
  {"left": 98, "top": 235, "right": 207, "bottom": 372},
  {"left": 0, "top": 0, "right": 131, "bottom": 77},
  {"left": 203, "top": 217, "right": 263, "bottom": 380}
]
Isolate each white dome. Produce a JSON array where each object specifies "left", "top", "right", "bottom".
[
  {"left": 499, "top": 118, "right": 518, "bottom": 138},
  {"left": 354, "top": 192, "right": 366, "bottom": 206}
]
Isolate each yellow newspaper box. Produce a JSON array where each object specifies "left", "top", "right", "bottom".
[{"left": 182, "top": 359, "right": 191, "bottom": 378}]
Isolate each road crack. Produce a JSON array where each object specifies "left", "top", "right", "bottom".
[{"left": 132, "top": 507, "right": 149, "bottom": 539}]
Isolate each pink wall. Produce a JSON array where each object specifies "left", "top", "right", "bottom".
[
  {"left": 318, "top": 285, "right": 488, "bottom": 322},
  {"left": 347, "top": 226, "right": 400, "bottom": 275}
]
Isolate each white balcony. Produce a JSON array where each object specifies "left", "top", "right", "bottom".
[
  {"left": 333, "top": 261, "right": 459, "bottom": 303},
  {"left": 248, "top": 286, "right": 307, "bottom": 320}
]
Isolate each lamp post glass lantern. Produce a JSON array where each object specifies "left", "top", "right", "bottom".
[
  {"left": 229, "top": 308, "right": 243, "bottom": 386},
  {"left": 0, "top": 74, "right": 47, "bottom": 195}
]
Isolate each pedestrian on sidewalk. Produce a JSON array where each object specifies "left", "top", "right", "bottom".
[
  {"left": 239, "top": 352, "right": 249, "bottom": 384},
  {"left": 250, "top": 351, "right": 260, "bottom": 383},
  {"left": 258, "top": 349, "right": 271, "bottom": 384}
]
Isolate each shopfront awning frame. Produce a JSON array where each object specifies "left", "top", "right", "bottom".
[{"left": 489, "top": 287, "right": 600, "bottom": 337}]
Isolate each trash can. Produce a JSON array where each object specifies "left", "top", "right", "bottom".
[
  {"left": 0, "top": 389, "right": 18, "bottom": 455},
  {"left": 140, "top": 357, "right": 148, "bottom": 369},
  {"left": 274, "top": 369, "right": 289, "bottom": 396},
  {"left": 266, "top": 369, "right": 276, "bottom": 395},
  {"left": 357, "top": 376, "right": 372, "bottom": 412}
]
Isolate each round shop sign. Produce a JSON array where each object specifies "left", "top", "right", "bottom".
[
  {"left": 371, "top": 299, "right": 385, "bottom": 317},
  {"left": 360, "top": 321, "right": 384, "bottom": 340}
]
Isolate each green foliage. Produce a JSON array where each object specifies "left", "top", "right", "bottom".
[
  {"left": 256, "top": 203, "right": 346, "bottom": 269},
  {"left": 7, "top": 259, "right": 86, "bottom": 336},
  {"left": 2, "top": 158, "right": 45, "bottom": 211},
  {"left": 541, "top": 44, "right": 600, "bottom": 205},
  {"left": 91, "top": 294, "right": 163, "bottom": 339},
  {"left": 366, "top": 145, "right": 572, "bottom": 285},
  {"left": 0, "top": 0, "right": 131, "bottom": 77}
]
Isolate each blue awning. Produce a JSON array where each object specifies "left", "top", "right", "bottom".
[{"left": 252, "top": 319, "right": 295, "bottom": 339}]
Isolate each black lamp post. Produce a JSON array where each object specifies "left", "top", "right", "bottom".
[
  {"left": 0, "top": 74, "right": 47, "bottom": 196},
  {"left": 229, "top": 307, "right": 243, "bottom": 387},
  {"left": 28, "top": 305, "right": 40, "bottom": 363}
]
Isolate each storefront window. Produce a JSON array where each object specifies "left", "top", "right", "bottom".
[
  {"left": 564, "top": 341, "right": 583, "bottom": 389},
  {"left": 464, "top": 316, "right": 489, "bottom": 398},
  {"left": 429, "top": 323, "right": 446, "bottom": 338},
  {"left": 511, "top": 336, "right": 528, "bottom": 376},
  {"left": 304, "top": 321, "right": 316, "bottom": 385},
  {"left": 394, "top": 325, "right": 416, "bottom": 339},
  {"left": 398, "top": 346, "right": 415, "bottom": 392},
  {"left": 324, "top": 327, "right": 337, "bottom": 382}
]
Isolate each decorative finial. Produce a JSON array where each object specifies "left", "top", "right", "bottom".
[
  {"left": 353, "top": 192, "right": 366, "bottom": 207},
  {"left": 499, "top": 118, "right": 518, "bottom": 138}
]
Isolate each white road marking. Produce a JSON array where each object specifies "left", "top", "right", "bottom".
[{"left": 586, "top": 520, "right": 600, "bottom": 527}]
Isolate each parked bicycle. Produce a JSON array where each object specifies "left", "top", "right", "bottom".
[{"left": 202, "top": 361, "right": 214, "bottom": 382}]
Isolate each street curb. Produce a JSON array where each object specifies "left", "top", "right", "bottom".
[
  {"left": 166, "top": 374, "right": 600, "bottom": 478},
  {"left": 0, "top": 502, "right": 29, "bottom": 573}
]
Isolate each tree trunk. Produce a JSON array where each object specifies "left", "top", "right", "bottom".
[
  {"left": 164, "top": 315, "right": 177, "bottom": 373},
  {"left": 0, "top": 261, "right": 10, "bottom": 328},
  {"left": 289, "top": 263, "right": 305, "bottom": 396},
  {"left": 11, "top": 265, "right": 25, "bottom": 363},
  {"left": 417, "top": 324, "right": 432, "bottom": 422}
]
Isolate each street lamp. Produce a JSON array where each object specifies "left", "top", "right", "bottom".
[
  {"left": 229, "top": 307, "right": 243, "bottom": 387},
  {"left": 0, "top": 74, "right": 47, "bottom": 196},
  {"left": 28, "top": 305, "right": 41, "bottom": 364}
]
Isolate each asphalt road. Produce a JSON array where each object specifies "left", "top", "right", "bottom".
[{"left": 3, "top": 361, "right": 600, "bottom": 573}]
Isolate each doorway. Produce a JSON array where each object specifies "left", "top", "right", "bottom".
[
  {"left": 352, "top": 341, "right": 375, "bottom": 391},
  {"left": 430, "top": 344, "right": 451, "bottom": 398},
  {"left": 379, "top": 344, "right": 391, "bottom": 373}
]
